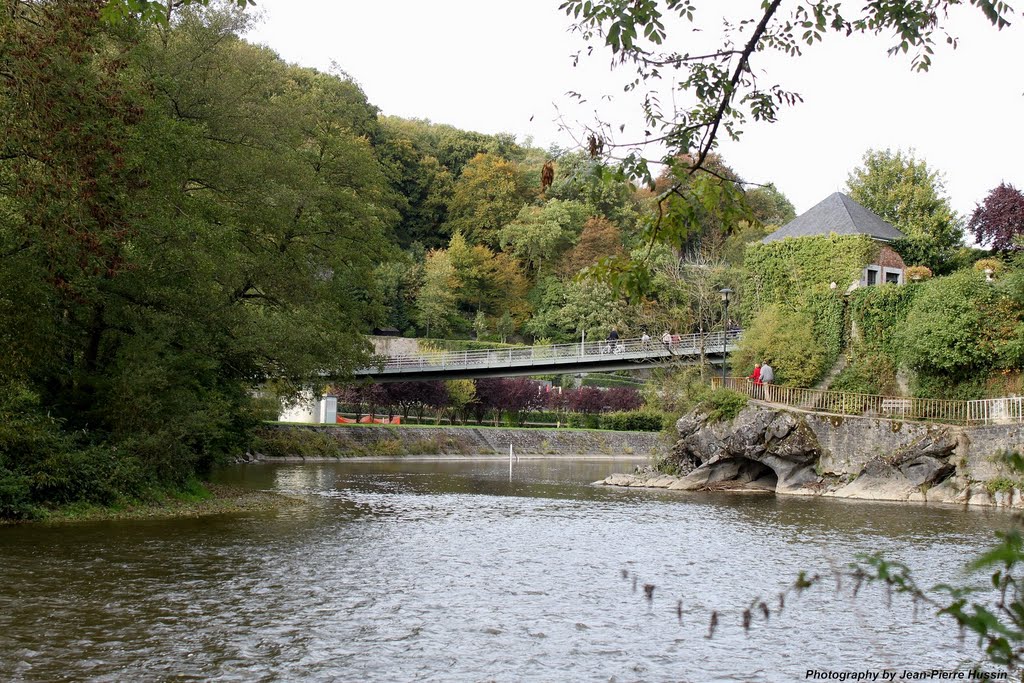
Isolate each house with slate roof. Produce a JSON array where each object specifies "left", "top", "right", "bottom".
[{"left": 762, "top": 192, "right": 907, "bottom": 287}]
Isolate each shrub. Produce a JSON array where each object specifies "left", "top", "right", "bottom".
[
  {"left": 904, "top": 265, "right": 933, "bottom": 282},
  {"left": 830, "top": 354, "right": 897, "bottom": 396},
  {"left": 901, "top": 271, "right": 1007, "bottom": 377},
  {"left": 251, "top": 428, "right": 342, "bottom": 458},
  {"left": 567, "top": 413, "right": 601, "bottom": 429},
  {"left": 733, "top": 303, "right": 830, "bottom": 387},
  {"left": 974, "top": 258, "right": 1004, "bottom": 276},
  {"left": 641, "top": 366, "right": 711, "bottom": 415},
  {"left": 599, "top": 410, "right": 667, "bottom": 432},
  {"left": 699, "top": 388, "right": 748, "bottom": 423},
  {"left": 367, "top": 438, "right": 403, "bottom": 457}
]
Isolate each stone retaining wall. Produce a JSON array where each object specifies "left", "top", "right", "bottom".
[{"left": 270, "top": 424, "right": 666, "bottom": 457}]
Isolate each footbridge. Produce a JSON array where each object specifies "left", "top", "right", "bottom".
[{"left": 355, "top": 330, "right": 742, "bottom": 382}]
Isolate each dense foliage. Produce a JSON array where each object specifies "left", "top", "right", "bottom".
[
  {"left": 743, "top": 235, "right": 876, "bottom": 316},
  {"left": 699, "top": 389, "right": 749, "bottom": 424},
  {"left": 835, "top": 268, "right": 1024, "bottom": 400},
  {"left": 969, "top": 183, "right": 1024, "bottom": 252},
  {"left": 0, "top": 4, "right": 395, "bottom": 516},
  {"left": 336, "top": 378, "right": 647, "bottom": 428},
  {"left": 731, "top": 304, "right": 832, "bottom": 388},
  {"left": 846, "top": 148, "right": 963, "bottom": 272}
]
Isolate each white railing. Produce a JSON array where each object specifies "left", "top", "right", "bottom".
[
  {"left": 362, "top": 330, "right": 742, "bottom": 375},
  {"left": 967, "top": 396, "right": 1024, "bottom": 425},
  {"left": 711, "top": 376, "right": 1024, "bottom": 426}
]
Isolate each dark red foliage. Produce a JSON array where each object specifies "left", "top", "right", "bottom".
[
  {"left": 501, "top": 378, "right": 547, "bottom": 425},
  {"left": 566, "top": 386, "right": 604, "bottom": 413},
  {"left": 968, "top": 183, "right": 1024, "bottom": 251},
  {"left": 602, "top": 387, "right": 643, "bottom": 411},
  {"left": 471, "top": 378, "right": 508, "bottom": 423},
  {"left": 385, "top": 382, "right": 448, "bottom": 419}
]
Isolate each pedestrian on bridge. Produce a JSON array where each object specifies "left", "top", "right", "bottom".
[
  {"left": 604, "top": 328, "right": 620, "bottom": 354},
  {"left": 661, "top": 330, "right": 672, "bottom": 352}
]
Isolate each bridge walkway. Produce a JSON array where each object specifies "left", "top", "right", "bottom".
[{"left": 356, "top": 330, "right": 741, "bottom": 382}]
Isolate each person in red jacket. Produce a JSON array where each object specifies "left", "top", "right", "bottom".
[{"left": 748, "top": 363, "right": 762, "bottom": 399}]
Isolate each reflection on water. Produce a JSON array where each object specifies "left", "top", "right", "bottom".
[{"left": 0, "top": 457, "right": 1012, "bottom": 682}]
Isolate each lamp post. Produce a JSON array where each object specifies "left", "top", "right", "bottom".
[{"left": 719, "top": 287, "right": 733, "bottom": 386}]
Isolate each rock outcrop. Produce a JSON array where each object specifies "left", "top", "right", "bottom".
[
  {"left": 670, "top": 407, "right": 821, "bottom": 493},
  {"left": 598, "top": 402, "right": 1024, "bottom": 508}
]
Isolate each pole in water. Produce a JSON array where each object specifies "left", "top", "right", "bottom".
[{"left": 509, "top": 443, "right": 513, "bottom": 480}]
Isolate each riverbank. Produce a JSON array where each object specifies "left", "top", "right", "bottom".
[
  {"left": 253, "top": 423, "right": 667, "bottom": 459},
  {"left": 0, "top": 483, "right": 303, "bottom": 525}
]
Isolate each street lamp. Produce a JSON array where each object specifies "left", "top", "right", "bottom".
[{"left": 719, "top": 287, "right": 733, "bottom": 386}]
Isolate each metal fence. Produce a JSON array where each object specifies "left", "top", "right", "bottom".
[
  {"left": 711, "top": 376, "right": 1024, "bottom": 426},
  {"left": 364, "top": 330, "right": 742, "bottom": 375}
]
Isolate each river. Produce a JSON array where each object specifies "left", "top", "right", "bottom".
[{"left": 0, "top": 457, "right": 1014, "bottom": 682}]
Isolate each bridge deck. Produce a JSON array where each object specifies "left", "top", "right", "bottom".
[{"left": 356, "top": 330, "right": 741, "bottom": 382}]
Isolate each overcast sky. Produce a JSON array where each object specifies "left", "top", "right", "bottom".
[{"left": 244, "top": 0, "right": 1023, "bottom": 217}]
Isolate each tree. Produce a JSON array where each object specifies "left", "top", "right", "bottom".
[
  {"left": 375, "top": 120, "right": 454, "bottom": 249},
  {"left": 0, "top": 3, "right": 398, "bottom": 515},
  {"left": 415, "top": 250, "right": 459, "bottom": 337},
  {"left": 603, "top": 387, "right": 643, "bottom": 411},
  {"left": 968, "top": 183, "right": 1024, "bottom": 251},
  {"left": 567, "top": 386, "right": 604, "bottom": 414},
  {"left": 745, "top": 183, "right": 796, "bottom": 228},
  {"left": 447, "top": 232, "right": 530, "bottom": 324},
  {"left": 846, "top": 149, "right": 962, "bottom": 271},
  {"left": 545, "top": 152, "right": 640, "bottom": 230},
  {"left": 525, "top": 276, "right": 628, "bottom": 343},
  {"left": 501, "top": 378, "right": 547, "bottom": 425},
  {"left": 559, "top": 216, "right": 624, "bottom": 276},
  {"left": 100, "top": 0, "right": 254, "bottom": 25},
  {"left": 732, "top": 304, "right": 830, "bottom": 388},
  {"left": 441, "top": 379, "right": 476, "bottom": 424},
  {"left": 498, "top": 199, "right": 590, "bottom": 276},
  {"left": 444, "top": 153, "right": 531, "bottom": 247},
  {"left": 559, "top": 0, "right": 1009, "bottom": 294}
]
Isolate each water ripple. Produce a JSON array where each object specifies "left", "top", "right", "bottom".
[{"left": 0, "top": 458, "right": 1009, "bottom": 682}]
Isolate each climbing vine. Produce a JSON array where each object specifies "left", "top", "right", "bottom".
[
  {"left": 847, "top": 283, "right": 920, "bottom": 365},
  {"left": 736, "top": 235, "right": 872, "bottom": 386},
  {"left": 742, "top": 235, "right": 877, "bottom": 318}
]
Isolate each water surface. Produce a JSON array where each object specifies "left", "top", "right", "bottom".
[{"left": 0, "top": 457, "right": 1011, "bottom": 682}]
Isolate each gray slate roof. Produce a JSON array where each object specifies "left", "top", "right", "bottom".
[{"left": 762, "top": 192, "right": 905, "bottom": 243}]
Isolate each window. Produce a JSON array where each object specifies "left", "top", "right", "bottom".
[
  {"left": 885, "top": 271, "right": 900, "bottom": 284},
  {"left": 866, "top": 268, "right": 878, "bottom": 286}
]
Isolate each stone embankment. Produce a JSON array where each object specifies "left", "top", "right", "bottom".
[
  {"left": 261, "top": 425, "right": 665, "bottom": 458},
  {"left": 597, "top": 403, "right": 1024, "bottom": 509}
]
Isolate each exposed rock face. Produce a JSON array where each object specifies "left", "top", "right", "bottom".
[
  {"left": 828, "top": 429, "right": 958, "bottom": 500},
  {"left": 597, "top": 402, "right": 1024, "bottom": 509},
  {"left": 670, "top": 406, "right": 821, "bottom": 494}
]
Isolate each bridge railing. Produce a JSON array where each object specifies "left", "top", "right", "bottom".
[
  {"left": 366, "top": 329, "right": 742, "bottom": 374},
  {"left": 711, "top": 376, "right": 1022, "bottom": 425}
]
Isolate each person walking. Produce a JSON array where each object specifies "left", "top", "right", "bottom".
[
  {"left": 759, "top": 362, "right": 774, "bottom": 401},
  {"left": 748, "top": 363, "right": 762, "bottom": 398},
  {"left": 603, "top": 327, "right": 619, "bottom": 354}
]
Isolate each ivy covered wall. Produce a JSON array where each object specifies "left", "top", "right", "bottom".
[
  {"left": 736, "top": 235, "right": 878, "bottom": 386},
  {"left": 742, "top": 234, "right": 878, "bottom": 317}
]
